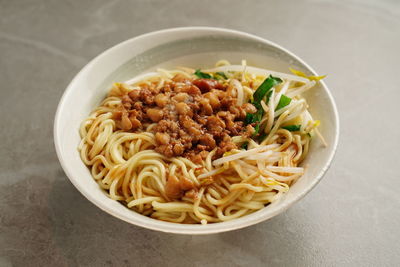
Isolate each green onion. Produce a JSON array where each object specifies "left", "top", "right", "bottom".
[
  {"left": 265, "top": 90, "right": 274, "bottom": 105},
  {"left": 245, "top": 75, "right": 283, "bottom": 126},
  {"left": 214, "top": 71, "right": 228, "bottom": 80},
  {"left": 275, "top": 95, "right": 291, "bottom": 110},
  {"left": 253, "top": 109, "right": 263, "bottom": 122},
  {"left": 245, "top": 113, "right": 254, "bottom": 125},
  {"left": 253, "top": 124, "right": 260, "bottom": 137},
  {"left": 257, "top": 133, "right": 267, "bottom": 142},
  {"left": 245, "top": 108, "right": 263, "bottom": 124},
  {"left": 282, "top": 125, "right": 301, "bottom": 131},
  {"left": 252, "top": 75, "right": 282, "bottom": 104},
  {"left": 241, "top": 142, "right": 248, "bottom": 150},
  {"left": 246, "top": 108, "right": 263, "bottom": 132},
  {"left": 194, "top": 69, "right": 212, "bottom": 79},
  {"left": 244, "top": 75, "right": 283, "bottom": 138}
]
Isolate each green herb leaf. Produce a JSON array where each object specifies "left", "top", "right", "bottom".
[
  {"left": 194, "top": 69, "right": 212, "bottom": 79},
  {"left": 243, "top": 75, "right": 283, "bottom": 141},
  {"left": 275, "top": 95, "right": 292, "bottom": 110},
  {"left": 241, "top": 142, "right": 248, "bottom": 150},
  {"left": 257, "top": 133, "right": 267, "bottom": 143},
  {"left": 253, "top": 124, "right": 260, "bottom": 137},
  {"left": 214, "top": 71, "right": 228, "bottom": 80},
  {"left": 253, "top": 109, "right": 263, "bottom": 122},
  {"left": 282, "top": 125, "right": 301, "bottom": 131},
  {"left": 253, "top": 75, "right": 282, "bottom": 104},
  {"left": 245, "top": 113, "right": 254, "bottom": 124},
  {"left": 266, "top": 89, "right": 274, "bottom": 104}
]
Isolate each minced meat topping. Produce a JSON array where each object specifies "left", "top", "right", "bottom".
[{"left": 111, "top": 73, "right": 256, "bottom": 163}]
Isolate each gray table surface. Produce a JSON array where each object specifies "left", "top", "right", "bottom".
[{"left": 1, "top": 0, "right": 399, "bottom": 266}]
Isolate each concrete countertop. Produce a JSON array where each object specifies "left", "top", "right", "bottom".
[{"left": 1, "top": 0, "right": 399, "bottom": 266}]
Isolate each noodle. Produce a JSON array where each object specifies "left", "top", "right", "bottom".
[{"left": 78, "top": 61, "right": 324, "bottom": 224}]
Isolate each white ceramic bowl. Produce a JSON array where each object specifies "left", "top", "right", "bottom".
[{"left": 54, "top": 27, "right": 339, "bottom": 234}]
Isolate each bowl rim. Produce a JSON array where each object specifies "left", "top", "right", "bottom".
[{"left": 54, "top": 26, "right": 340, "bottom": 234}]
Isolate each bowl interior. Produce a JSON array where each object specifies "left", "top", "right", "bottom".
[{"left": 54, "top": 27, "right": 338, "bottom": 234}]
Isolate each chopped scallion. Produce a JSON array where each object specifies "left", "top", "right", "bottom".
[
  {"left": 194, "top": 69, "right": 212, "bottom": 79},
  {"left": 241, "top": 142, "right": 248, "bottom": 150},
  {"left": 244, "top": 75, "right": 282, "bottom": 138},
  {"left": 257, "top": 133, "right": 267, "bottom": 142},
  {"left": 253, "top": 124, "right": 260, "bottom": 137},
  {"left": 282, "top": 125, "right": 301, "bottom": 131},
  {"left": 253, "top": 75, "right": 282, "bottom": 104},
  {"left": 215, "top": 71, "right": 228, "bottom": 80},
  {"left": 275, "top": 95, "right": 291, "bottom": 110}
]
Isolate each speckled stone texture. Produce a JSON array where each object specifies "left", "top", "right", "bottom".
[{"left": 1, "top": 0, "right": 399, "bottom": 266}]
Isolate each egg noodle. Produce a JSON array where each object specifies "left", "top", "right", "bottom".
[{"left": 78, "top": 60, "right": 325, "bottom": 224}]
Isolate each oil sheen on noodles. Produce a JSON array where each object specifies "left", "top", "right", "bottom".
[{"left": 78, "top": 60, "right": 325, "bottom": 224}]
